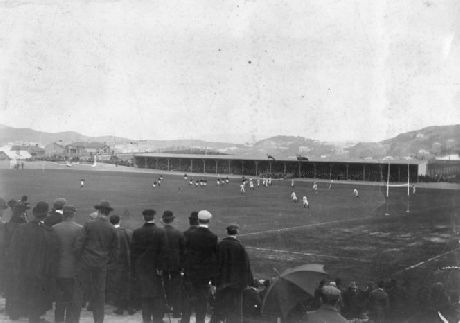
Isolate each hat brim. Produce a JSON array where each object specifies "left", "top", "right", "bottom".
[{"left": 94, "top": 205, "right": 114, "bottom": 211}]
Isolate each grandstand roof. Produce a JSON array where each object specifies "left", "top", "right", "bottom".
[{"left": 134, "top": 152, "right": 421, "bottom": 165}]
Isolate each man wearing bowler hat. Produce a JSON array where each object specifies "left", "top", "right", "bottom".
[
  {"left": 161, "top": 210, "right": 185, "bottom": 318},
  {"left": 182, "top": 210, "right": 218, "bottom": 323},
  {"left": 74, "top": 200, "right": 118, "bottom": 323},
  {"left": 131, "top": 209, "right": 166, "bottom": 323},
  {"left": 214, "top": 224, "right": 254, "bottom": 323},
  {"left": 44, "top": 197, "right": 67, "bottom": 227}
]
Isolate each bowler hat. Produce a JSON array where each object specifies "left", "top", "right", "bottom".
[
  {"left": 94, "top": 200, "right": 113, "bottom": 211},
  {"left": 33, "top": 201, "right": 49, "bottom": 219},
  {"left": 142, "top": 209, "right": 156, "bottom": 217},
  {"left": 189, "top": 211, "right": 198, "bottom": 220}
]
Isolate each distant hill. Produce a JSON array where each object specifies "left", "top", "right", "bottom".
[
  {"left": 1, "top": 123, "right": 459, "bottom": 160},
  {"left": 0, "top": 124, "right": 131, "bottom": 145}
]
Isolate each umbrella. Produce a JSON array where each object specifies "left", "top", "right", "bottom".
[{"left": 262, "top": 264, "right": 328, "bottom": 319}]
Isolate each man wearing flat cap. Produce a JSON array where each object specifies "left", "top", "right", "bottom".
[
  {"left": 131, "top": 209, "right": 166, "bottom": 323},
  {"left": 44, "top": 197, "right": 67, "bottom": 227},
  {"left": 8, "top": 201, "right": 59, "bottom": 323},
  {"left": 53, "top": 205, "right": 83, "bottom": 323},
  {"left": 307, "top": 284, "right": 348, "bottom": 323},
  {"left": 182, "top": 210, "right": 218, "bottom": 323},
  {"left": 74, "top": 200, "right": 118, "bottom": 323},
  {"left": 214, "top": 224, "right": 254, "bottom": 323}
]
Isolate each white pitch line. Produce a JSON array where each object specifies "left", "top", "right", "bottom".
[
  {"left": 239, "top": 216, "right": 375, "bottom": 237},
  {"left": 246, "top": 246, "right": 368, "bottom": 262},
  {"left": 393, "top": 247, "right": 460, "bottom": 275}
]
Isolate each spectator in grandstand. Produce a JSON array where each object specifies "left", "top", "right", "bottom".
[
  {"left": 44, "top": 197, "right": 67, "bottom": 227},
  {"left": 8, "top": 201, "right": 59, "bottom": 323},
  {"left": 306, "top": 284, "right": 348, "bottom": 323},
  {"left": 214, "top": 224, "right": 254, "bottom": 323},
  {"left": 53, "top": 205, "right": 83, "bottom": 323},
  {"left": 182, "top": 210, "right": 218, "bottom": 323},
  {"left": 369, "top": 281, "right": 389, "bottom": 323},
  {"left": 74, "top": 200, "right": 118, "bottom": 323},
  {"left": 106, "top": 214, "right": 133, "bottom": 315},
  {"left": 161, "top": 210, "right": 185, "bottom": 318},
  {"left": 130, "top": 209, "right": 165, "bottom": 323}
]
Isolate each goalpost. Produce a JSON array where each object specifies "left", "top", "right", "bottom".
[{"left": 384, "top": 161, "right": 411, "bottom": 215}]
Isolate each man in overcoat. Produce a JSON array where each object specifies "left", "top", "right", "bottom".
[
  {"left": 182, "top": 210, "right": 218, "bottom": 323},
  {"left": 131, "top": 209, "right": 166, "bottom": 323},
  {"left": 73, "top": 200, "right": 118, "bottom": 323},
  {"left": 214, "top": 224, "right": 253, "bottom": 323},
  {"left": 44, "top": 197, "right": 66, "bottom": 227},
  {"left": 161, "top": 210, "right": 185, "bottom": 318},
  {"left": 9, "top": 201, "right": 59, "bottom": 323},
  {"left": 106, "top": 214, "right": 133, "bottom": 315}
]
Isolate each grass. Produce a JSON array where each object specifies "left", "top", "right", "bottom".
[{"left": 1, "top": 162, "right": 459, "bottom": 291}]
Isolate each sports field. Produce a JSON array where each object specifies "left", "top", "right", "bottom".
[{"left": 1, "top": 161, "right": 459, "bottom": 292}]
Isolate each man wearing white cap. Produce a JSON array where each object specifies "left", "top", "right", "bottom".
[{"left": 182, "top": 210, "right": 218, "bottom": 323}]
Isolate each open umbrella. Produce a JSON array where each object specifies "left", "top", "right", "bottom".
[{"left": 262, "top": 264, "right": 328, "bottom": 319}]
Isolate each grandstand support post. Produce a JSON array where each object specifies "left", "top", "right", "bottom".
[
  {"left": 329, "top": 164, "right": 332, "bottom": 180},
  {"left": 362, "top": 165, "right": 366, "bottom": 181},
  {"left": 283, "top": 162, "right": 286, "bottom": 175},
  {"left": 313, "top": 163, "right": 317, "bottom": 178},
  {"left": 190, "top": 159, "right": 193, "bottom": 172},
  {"left": 298, "top": 162, "right": 301, "bottom": 178},
  {"left": 406, "top": 163, "right": 410, "bottom": 213},
  {"left": 241, "top": 160, "right": 244, "bottom": 175},
  {"left": 255, "top": 161, "right": 258, "bottom": 177},
  {"left": 228, "top": 160, "right": 231, "bottom": 174},
  {"left": 144, "top": 157, "right": 148, "bottom": 169},
  {"left": 155, "top": 158, "right": 159, "bottom": 170},
  {"left": 269, "top": 161, "right": 272, "bottom": 175},
  {"left": 346, "top": 164, "right": 349, "bottom": 180},
  {"left": 203, "top": 159, "right": 206, "bottom": 173},
  {"left": 167, "top": 159, "right": 170, "bottom": 171},
  {"left": 398, "top": 166, "right": 401, "bottom": 182},
  {"left": 215, "top": 160, "right": 218, "bottom": 174}
]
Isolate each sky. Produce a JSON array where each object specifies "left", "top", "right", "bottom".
[{"left": 0, "top": 0, "right": 459, "bottom": 144}]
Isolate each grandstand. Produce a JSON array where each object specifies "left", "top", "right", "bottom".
[{"left": 133, "top": 153, "right": 420, "bottom": 182}]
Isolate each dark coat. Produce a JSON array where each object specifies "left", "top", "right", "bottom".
[
  {"left": 184, "top": 226, "right": 218, "bottom": 285},
  {"left": 162, "top": 224, "right": 185, "bottom": 272},
  {"left": 43, "top": 209, "right": 63, "bottom": 227},
  {"left": 107, "top": 227, "right": 132, "bottom": 304},
  {"left": 131, "top": 222, "right": 165, "bottom": 299},
  {"left": 216, "top": 237, "right": 253, "bottom": 291},
  {"left": 8, "top": 220, "right": 59, "bottom": 316},
  {"left": 73, "top": 216, "right": 118, "bottom": 268}
]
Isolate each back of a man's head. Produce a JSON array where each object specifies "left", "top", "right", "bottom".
[
  {"left": 189, "top": 211, "right": 199, "bottom": 226},
  {"left": 142, "top": 209, "right": 156, "bottom": 222},
  {"left": 320, "top": 285, "right": 342, "bottom": 306},
  {"left": 109, "top": 214, "right": 120, "bottom": 225}
]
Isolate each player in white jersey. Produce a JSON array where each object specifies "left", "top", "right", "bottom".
[
  {"left": 313, "top": 182, "right": 318, "bottom": 192},
  {"left": 291, "top": 179, "right": 295, "bottom": 188},
  {"left": 257, "top": 178, "right": 260, "bottom": 187},
  {"left": 290, "top": 191, "right": 298, "bottom": 202},
  {"left": 353, "top": 188, "right": 359, "bottom": 198},
  {"left": 329, "top": 179, "right": 333, "bottom": 190},
  {"left": 249, "top": 178, "right": 254, "bottom": 190},
  {"left": 240, "top": 183, "right": 246, "bottom": 194},
  {"left": 302, "top": 195, "right": 309, "bottom": 208},
  {"left": 152, "top": 181, "right": 157, "bottom": 188},
  {"left": 80, "top": 178, "right": 85, "bottom": 188}
]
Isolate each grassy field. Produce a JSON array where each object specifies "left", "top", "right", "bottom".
[{"left": 1, "top": 162, "right": 459, "bottom": 292}]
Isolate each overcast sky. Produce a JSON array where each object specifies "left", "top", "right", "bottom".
[{"left": 0, "top": 0, "right": 459, "bottom": 143}]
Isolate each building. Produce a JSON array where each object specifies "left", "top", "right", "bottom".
[
  {"left": 65, "top": 142, "right": 111, "bottom": 159},
  {"left": 44, "top": 142, "right": 66, "bottom": 158},
  {"left": 10, "top": 144, "right": 45, "bottom": 159},
  {"left": 133, "top": 153, "right": 420, "bottom": 182}
]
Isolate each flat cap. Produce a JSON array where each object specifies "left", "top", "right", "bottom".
[
  {"left": 162, "top": 210, "right": 175, "bottom": 222},
  {"left": 94, "top": 200, "right": 113, "bottom": 211},
  {"left": 53, "top": 198, "right": 67, "bottom": 210},
  {"left": 63, "top": 205, "right": 76, "bottom": 216},
  {"left": 321, "top": 285, "right": 342, "bottom": 298},
  {"left": 198, "top": 210, "right": 212, "bottom": 221}
]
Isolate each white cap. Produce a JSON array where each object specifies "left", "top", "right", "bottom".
[{"left": 198, "top": 210, "right": 212, "bottom": 221}]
